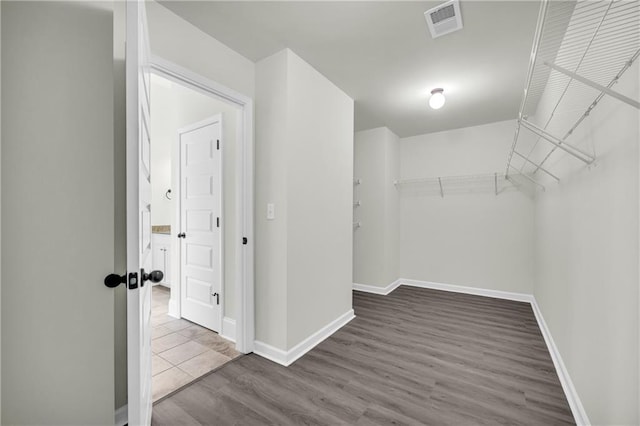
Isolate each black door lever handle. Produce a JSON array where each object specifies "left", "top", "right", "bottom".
[{"left": 177, "top": 232, "right": 186, "bottom": 238}]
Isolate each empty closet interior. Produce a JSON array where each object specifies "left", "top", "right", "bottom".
[{"left": 353, "top": 1, "right": 639, "bottom": 424}]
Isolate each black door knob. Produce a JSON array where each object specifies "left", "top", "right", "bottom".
[
  {"left": 141, "top": 269, "right": 164, "bottom": 285},
  {"left": 177, "top": 232, "right": 186, "bottom": 238},
  {"left": 104, "top": 273, "right": 126, "bottom": 288}
]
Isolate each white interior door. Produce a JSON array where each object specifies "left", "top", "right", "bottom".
[
  {"left": 178, "top": 116, "right": 223, "bottom": 332},
  {"left": 126, "top": 1, "right": 153, "bottom": 424}
]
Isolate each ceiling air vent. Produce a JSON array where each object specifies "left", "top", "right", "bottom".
[{"left": 424, "top": 0, "right": 463, "bottom": 39}]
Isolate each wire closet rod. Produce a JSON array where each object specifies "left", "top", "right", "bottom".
[
  {"left": 395, "top": 171, "right": 545, "bottom": 196},
  {"left": 394, "top": 172, "right": 508, "bottom": 186},
  {"left": 396, "top": 172, "right": 509, "bottom": 197},
  {"left": 505, "top": 0, "right": 550, "bottom": 176},
  {"left": 543, "top": 61, "right": 640, "bottom": 109},
  {"left": 519, "top": 119, "right": 595, "bottom": 164}
]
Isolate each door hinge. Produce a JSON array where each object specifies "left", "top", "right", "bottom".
[
  {"left": 217, "top": 217, "right": 220, "bottom": 228},
  {"left": 217, "top": 139, "right": 220, "bottom": 150},
  {"left": 242, "top": 237, "right": 248, "bottom": 245},
  {"left": 128, "top": 272, "right": 139, "bottom": 290}
]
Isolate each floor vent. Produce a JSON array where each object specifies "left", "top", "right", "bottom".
[{"left": 425, "top": 0, "right": 463, "bottom": 39}]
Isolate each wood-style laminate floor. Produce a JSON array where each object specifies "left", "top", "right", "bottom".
[{"left": 152, "top": 287, "right": 575, "bottom": 425}]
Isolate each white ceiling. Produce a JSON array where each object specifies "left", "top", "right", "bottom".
[{"left": 159, "top": 1, "right": 540, "bottom": 138}]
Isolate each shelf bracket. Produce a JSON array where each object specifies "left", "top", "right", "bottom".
[
  {"left": 508, "top": 166, "right": 546, "bottom": 191},
  {"left": 437, "top": 177, "right": 444, "bottom": 198},
  {"left": 513, "top": 151, "right": 560, "bottom": 181},
  {"left": 544, "top": 61, "right": 640, "bottom": 110},
  {"left": 520, "top": 119, "right": 594, "bottom": 164}
]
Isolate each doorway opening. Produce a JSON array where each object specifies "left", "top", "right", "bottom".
[{"left": 147, "top": 59, "right": 254, "bottom": 401}]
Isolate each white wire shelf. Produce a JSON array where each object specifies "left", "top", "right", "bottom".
[
  {"left": 394, "top": 172, "right": 540, "bottom": 197},
  {"left": 506, "top": 0, "right": 640, "bottom": 185}
]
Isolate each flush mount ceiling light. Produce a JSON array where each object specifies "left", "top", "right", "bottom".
[{"left": 429, "top": 88, "right": 446, "bottom": 110}]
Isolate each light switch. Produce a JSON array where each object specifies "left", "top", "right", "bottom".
[{"left": 267, "top": 203, "right": 275, "bottom": 220}]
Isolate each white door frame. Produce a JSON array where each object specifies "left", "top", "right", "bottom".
[
  {"left": 174, "top": 114, "right": 224, "bottom": 333},
  {"left": 149, "top": 56, "right": 255, "bottom": 354}
]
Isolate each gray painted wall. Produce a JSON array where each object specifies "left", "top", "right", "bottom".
[
  {"left": 286, "top": 50, "right": 354, "bottom": 348},
  {"left": 0, "top": 0, "right": 3, "bottom": 416},
  {"left": 533, "top": 60, "right": 639, "bottom": 425},
  {"left": 255, "top": 49, "right": 289, "bottom": 350},
  {"left": 113, "top": 0, "right": 127, "bottom": 412},
  {"left": 256, "top": 49, "right": 354, "bottom": 351},
  {"left": 398, "top": 120, "right": 535, "bottom": 294},
  {"left": 146, "top": 1, "right": 255, "bottom": 98},
  {"left": 1, "top": 2, "right": 115, "bottom": 423},
  {"left": 353, "top": 120, "right": 535, "bottom": 295},
  {"left": 353, "top": 127, "right": 400, "bottom": 287}
]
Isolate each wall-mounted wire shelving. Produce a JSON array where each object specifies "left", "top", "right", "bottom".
[
  {"left": 505, "top": 0, "right": 640, "bottom": 187},
  {"left": 394, "top": 172, "right": 540, "bottom": 197}
]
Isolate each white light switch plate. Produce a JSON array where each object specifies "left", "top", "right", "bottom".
[{"left": 267, "top": 203, "right": 275, "bottom": 220}]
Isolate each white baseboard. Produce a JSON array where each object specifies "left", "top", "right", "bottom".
[
  {"left": 254, "top": 309, "right": 355, "bottom": 367},
  {"left": 353, "top": 277, "right": 588, "bottom": 426},
  {"left": 253, "top": 340, "right": 289, "bottom": 366},
  {"left": 285, "top": 309, "right": 354, "bottom": 365},
  {"left": 530, "top": 299, "right": 590, "bottom": 425},
  {"left": 220, "top": 317, "right": 236, "bottom": 342},
  {"left": 400, "top": 278, "right": 534, "bottom": 303},
  {"left": 353, "top": 279, "right": 401, "bottom": 295},
  {"left": 115, "top": 404, "right": 127, "bottom": 426}
]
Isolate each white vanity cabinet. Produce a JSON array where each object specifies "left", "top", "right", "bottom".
[{"left": 152, "top": 233, "right": 171, "bottom": 287}]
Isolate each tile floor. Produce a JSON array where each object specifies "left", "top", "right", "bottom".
[{"left": 151, "top": 285, "right": 241, "bottom": 402}]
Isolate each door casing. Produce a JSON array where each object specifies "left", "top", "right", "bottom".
[{"left": 149, "top": 56, "right": 255, "bottom": 354}]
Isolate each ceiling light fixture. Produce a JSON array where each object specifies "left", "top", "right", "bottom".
[{"left": 429, "top": 88, "right": 446, "bottom": 110}]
